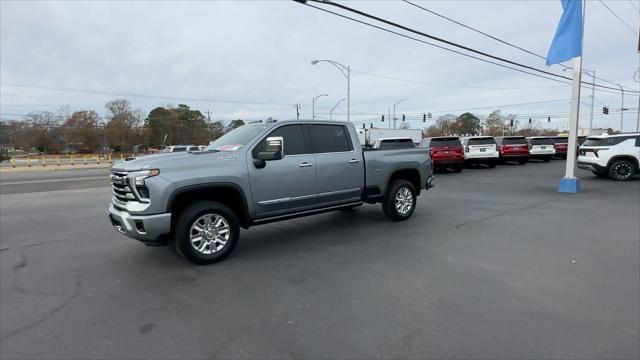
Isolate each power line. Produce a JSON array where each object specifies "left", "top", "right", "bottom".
[
  {"left": 401, "top": 0, "right": 637, "bottom": 92},
  {"left": 0, "top": 82, "right": 297, "bottom": 107},
  {"left": 351, "top": 69, "right": 570, "bottom": 90},
  {"left": 598, "top": 0, "right": 639, "bottom": 36},
  {"left": 302, "top": 3, "right": 576, "bottom": 88},
  {"left": 628, "top": 0, "right": 640, "bottom": 15},
  {"left": 299, "top": 0, "right": 638, "bottom": 94}
]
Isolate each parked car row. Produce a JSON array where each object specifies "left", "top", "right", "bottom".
[{"left": 417, "top": 133, "right": 639, "bottom": 181}]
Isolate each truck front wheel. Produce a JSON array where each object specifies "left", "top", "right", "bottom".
[
  {"left": 382, "top": 179, "right": 417, "bottom": 221},
  {"left": 174, "top": 201, "right": 240, "bottom": 265}
]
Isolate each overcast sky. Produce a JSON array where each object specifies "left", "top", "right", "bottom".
[{"left": 1, "top": 0, "right": 639, "bottom": 131}]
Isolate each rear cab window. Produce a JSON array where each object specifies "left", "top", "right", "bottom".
[
  {"left": 310, "top": 124, "right": 352, "bottom": 153},
  {"left": 377, "top": 138, "right": 415, "bottom": 150}
]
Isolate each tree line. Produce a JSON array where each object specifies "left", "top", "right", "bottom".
[
  {"left": 422, "top": 110, "right": 565, "bottom": 137},
  {"left": 0, "top": 99, "right": 245, "bottom": 154}
]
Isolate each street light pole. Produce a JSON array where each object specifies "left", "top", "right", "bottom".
[
  {"left": 392, "top": 98, "right": 408, "bottom": 130},
  {"left": 311, "top": 59, "right": 350, "bottom": 121},
  {"left": 312, "top": 94, "right": 329, "bottom": 120},
  {"left": 330, "top": 98, "right": 346, "bottom": 120}
]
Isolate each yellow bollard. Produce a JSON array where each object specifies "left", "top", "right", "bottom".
[
  {"left": 11, "top": 157, "right": 16, "bottom": 168},
  {"left": 70, "top": 155, "right": 74, "bottom": 165},
  {"left": 42, "top": 155, "right": 46, "bottom": 167},
  {"left": 96, "top": 154, "right": 100, "bottom": 165},
  {"left": 108, "top": 154, "right": 112, "bottom": 164},
  {"left": 56, "top": 156, "right": 61, "bottom": 166},
  {"left": 120, "top": 153, "right": 124, "bottom": 160},
  {"left": 83, "top": 155, "right": 87, "bottom": 165},
  {"left": 27, "top": 156, "right": 31, "bottom": 167}
]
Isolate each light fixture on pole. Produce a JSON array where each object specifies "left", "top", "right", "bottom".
[
  {"left": 393, "top": 98, "right": 408, "bottom": 130},
  {"left": 312, "top": 94, "right": 329, "bottom": 120},
  {"left": 330, "top": 98, "right": 346, "bottom": 120},
  {"left": 311, "top": 59, "right": 350, "bottom": 121}
]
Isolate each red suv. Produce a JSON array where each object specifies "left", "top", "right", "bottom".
[
  {"left": 553, "top": 136, "right": 568, "bottom": 159},
  {"left": 495, "top": 136, "right": 529, "bottom": 165},
  {"left": 419, "top": 136, "right": 464, "bottom": 172}
]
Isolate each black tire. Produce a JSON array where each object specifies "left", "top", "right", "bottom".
[
  {"left": 543, "top": 156, "right": 551, "bottom": 162},
  {"left": 608, "top": 159, "right": 637, "bottom": 181},
  {"left": 174, "top": 201, "right": 240, "bottom": 265},
  {"left": 488, "top": 160, "right": 497, "bottom": 168},
  {"left": 591, "top": 170, "right": 608, "bottom": 178},
  {"left": 453, "top": 165, "right": 463, "bottom": 173},
  {"left": 382, "top": 179, "right": 417, "bottom": 221},
  {"left": 518, "top": 158, "right": 527, "bottom": 165}
]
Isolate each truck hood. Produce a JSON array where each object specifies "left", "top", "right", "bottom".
[{"left": 111, "top": 151, "right": 233, "bottom": 171}]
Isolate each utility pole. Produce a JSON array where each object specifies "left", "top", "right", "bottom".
[
  {"left": 206, "top": 110, "right": 212, "bottom": 141},
  {"left": 388, "top": 108, "right": 391, "bottom": 129},
  {"left": 295, "top": 104, "right": 301, "bottom": 120},
  {"left": 588, "top": 70, "right": 595, "bottom": 135},
  {"left": 619, "top": 85, "right": 624, "bottom": 132}
]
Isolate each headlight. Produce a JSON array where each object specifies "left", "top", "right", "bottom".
[{"left": 129, "top": 169, "right": 160, "bottom": 186}]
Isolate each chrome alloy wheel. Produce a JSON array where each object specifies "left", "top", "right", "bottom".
[
  {"left": 394, "top": 186, "right": 414, "bottom": 215},
  {"left": 190, "top": 213, "right": 231, "bottom": 255}
]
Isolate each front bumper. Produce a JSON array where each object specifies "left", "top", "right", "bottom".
[{"left": 107, "top": 204, "right": 172, "bottom": 246}]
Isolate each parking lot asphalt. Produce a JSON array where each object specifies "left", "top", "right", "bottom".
[{"left": 1, "top": 160, "right": 638, "bottom": 359}]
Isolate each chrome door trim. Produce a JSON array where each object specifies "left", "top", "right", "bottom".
[
  {"left": 317, "top": 188, "right": 361, "bottom": 198},
  {"left": 258, "top": 193, "right": 317, "bottom": 206}
]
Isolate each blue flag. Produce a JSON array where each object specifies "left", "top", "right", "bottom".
[{"left": 546, "top": 0, "right": 583, "bottom": 65}]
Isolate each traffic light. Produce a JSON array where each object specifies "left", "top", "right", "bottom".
[
  {"left": 402, "top": 114, "right": 406, "bottom": 121},
  {"left": 529, "top": 118, "right": 532, "bottom": 124},
  {"left": 548, "top": 116, "right": 551, "bottom": 123},
  {"left": 510, "top": 119, "right": 514, "bottom": 127},
  {"left": 423, "top": 113, "right": 426, "bottom": 122},
  {"left": 602, "top": 106, "right": 609, "bottom": 115},
  {"left": 381, "top": 115, "right": 385, "bottom": 122}
]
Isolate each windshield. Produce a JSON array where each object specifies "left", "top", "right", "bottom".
[{"left": 206, "top": 124, "right": 269, "bottom": 151}]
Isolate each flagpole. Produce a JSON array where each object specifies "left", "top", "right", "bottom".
[{"left": 558, "top": 0, "right": 586, "bottom": 193}]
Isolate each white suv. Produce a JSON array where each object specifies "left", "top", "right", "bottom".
[
  {"left": 460, "top": 136, "right": 499, "bottom": 167},
  {"left": 577, "top": 133, "right": 640, "bottom": 181},
  {"left": 527, "top": 137, "right": 556, "bottom": 162}
]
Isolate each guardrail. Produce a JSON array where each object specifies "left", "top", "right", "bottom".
[{"left": 1, "top": 154, "right": 139, "bottom": 168}]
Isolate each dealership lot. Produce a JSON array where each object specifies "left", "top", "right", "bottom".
[{"left": 1, "top": 161, "right": 638, "bottom": 359}]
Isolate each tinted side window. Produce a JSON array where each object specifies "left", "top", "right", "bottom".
[
  {"left": 636, "top": 136, "right": 640, "bottom": 147},
  {"left": 583, "top": 136, "right": 634, "bottom": 147},
  {"left": 253, "top": 124, "right": 307, "bottom": 156},
  {"left": 173, "top": 147, "right": 187, "bottom": 152},
  {"left": 310, "top": 125, "right": 351, "bottom": 153}
]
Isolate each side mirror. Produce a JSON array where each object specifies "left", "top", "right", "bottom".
[{"left": 256, "top": 136, "right": 283, "bottom": 161}]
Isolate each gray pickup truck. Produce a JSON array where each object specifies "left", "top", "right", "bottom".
[{"left": 108, "top": 120, "right": 433, "bottom": 264}]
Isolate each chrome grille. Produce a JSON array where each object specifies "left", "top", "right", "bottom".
[{"left": 111, "top": 170, "right": 135, "bottom": 204}]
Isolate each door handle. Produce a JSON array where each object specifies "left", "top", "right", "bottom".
[
  {"left": 349, "top": 159, "right": 360, "bottom": 163},
  {"left": 299, "top": 162, "right": 313, "bottom": 168}
]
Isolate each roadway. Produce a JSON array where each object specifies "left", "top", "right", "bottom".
[
  {"left": 1, "top": 161, "right": 638, "bottom": 359},
  {"left": 0, "top": 168, "right": 110, "bottom": 194}
]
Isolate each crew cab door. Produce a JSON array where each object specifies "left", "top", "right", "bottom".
[
  {"left": 308, "top": 123, "right": 364, "bottom": 205},
  {"left": 248, "top": 124, "right": 317, "bottom": 217}
]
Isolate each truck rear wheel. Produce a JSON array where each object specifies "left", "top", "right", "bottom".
[
  {"left": 174, "top": 201, "right": 240, "bottom": 265},
  {"left": 382, "top": 179, "right": 416, "bottom": 221}
]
